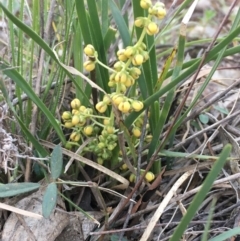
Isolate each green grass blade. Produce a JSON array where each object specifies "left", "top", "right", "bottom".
[
  {"left": 209, "top": 227, "right": 240, "bottom": 241},
  {"left": 109, "top": 0, "right": 131, "bottom": 47},
  {"left": 0, "top": 78, "right": 48, "bottom": 157},
  {"left": 169, "top": 144, "right": 232, "bottom": 241},
  {"left": 0, "top": 63, "right": 66, "bottom": 144},
  {"left": 201, "top": 198, "right": 217, "bottom": 241}
]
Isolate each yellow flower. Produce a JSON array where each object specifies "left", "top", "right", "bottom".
[
  {"left": 79, "top": 106, "right": 86, "bottom": 112},
  {"left": 96, "top": 101, "right": 107, "bottom": 113},
  {"left": 132, "top": 54, "right": 144, "bottom": 66},
  {"left": 72, "top": 115, "right": 80, "bottom": 125},
  {"left": 84, "top": 60, "right": 95, "bottom": 71},
  {"left": 103, "top": 118, "right": 110, "bottom": 125},
  {"left": 84, "top": 44, "right": 95, "bottom": 57},
  {"left": 117, "top": 49, "right": 128, "bottom": 61},
  {"left": 105, "top": 126, "right": 115, "bottom": 134},
  {"left": 146, "top": 22, "right": 159, "bottom": 35},
  {"left": 134, "top": 17, "right": 145, "bottom": 28},
  {"left": 103, "top": 95, "right": 111, "bottom": 105},
  {"left": 124, "top": 46, "right": 135, "bottom": 58},
  {"left": 61, "top": 111, "right": 72, "bottom": 121},
  {"left": 132, "top": 127, "right": 141, "bottom": 137},
  {"left": 118, "top": 101, "right": 131, "bottom": 113},
  {"left": 112, "top": 94, "right": 124, "bottom": 106},
  {"left": 131, "top": 100, "right": 144, "bottom": 112},
  {"left": 64, "top": 121, "right": 74, "bottom": 128},
  {"left": 140, "top": 0, "right": 152, "bottom": 9},
  {"left": 71, "top": 98, "right": 81, "bottom": 109},
  {"left": 83, "top": 126, "right": 93, "bottom": 136},
  {"left": 70, "top": 132, "right": 81, "bottom": 142},
  {"left": 145, "top": 172, "right": 155, "bottom": 182}
]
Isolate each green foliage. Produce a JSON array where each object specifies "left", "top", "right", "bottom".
[
  {"left": 42, "top": 183, "right": 58, "bottom": 218},
  {"left": 169, "top": 144, "right": 232, "bottom": 241},
  {"left": 0, "top": 0, "right": 240, "bottom": 237},
  {"left": 0, "top": 183, "right": 40, "bottom": 198},
  {"left": 50, "top": 145, "right": 63, "bottom": 180}
]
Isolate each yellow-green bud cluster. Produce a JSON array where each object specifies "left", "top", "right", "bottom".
[
  {"left": 135, "top": 2, "right": 166, "bottom": 36},
  {"left": 83, "top": 44, "right": 96, "bottom": 72},
  {"left": 129, "top": 169, "right": 155, "bottom": 183}
]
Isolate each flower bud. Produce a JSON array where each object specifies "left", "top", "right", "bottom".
[
  {"left": 64, "top": 121, "right": 74, "bottom": 128},
  {"left": 124, "top": 76, "right": 135, "bottom": 87},
  {"left": 98, "top": 142, "right": 105, "bottom": 149},
  {"left": 124, "top": 46, "right": 135, "bottom": 58},
  {"left": 129, "top": 173, "right": 136, "bottom": 182},
  {"left": 70, "top": 132, "right": 81, "bottom": 142},
  {"left": 84, "top": 44, "right": 95, "bottom": 57},
  {"left": 71, "top": 98, "right": 81, "bottom": 109},
  {"left": 112, "top": 94, "right": 124, "bottom": 106},
  {"left": 155, "top": 2, "right": 166, "bottom": 19},
  {"left": 129, "top": 67, "right": 141, "bottom": 79},
  {"left": 132, "top": 127, "right": 141, "bottom": 137},
  {"left": 141, "top": 51, "right": 149, "bottom": 62},
  {"left": 96, "top": 101, "right": 107, "bottom": 113},
  {"left": 107, "top": 143, "right": 116, "bottom": 151},
  {"left": 103, "top": 118, "right": 110, "bottom": 125},
  {"left": 62, "top": 111, "right": 72, "bottom": 121},
  {"left": 79, "top": 106, "right": 87, "bottom": 112},
  {"left": 132, "top": 54, "right": 144, "bottom": 66},
  {"left": 65, "top": 142, "right": 72, "bottom": 150},
  {"left": 120, "top": 163, "right": 128, "bottom": 171},
  {"left": 103, "top": 95, "right": 111, "bottom": 105},
  {"left": 83, "top": 126, "right": 93, "bottom": 136},
  {"left": 145, "top": 135, "right": 153, "bottom": 143},
  {"left": 105, "top": 126, "right": 115, "bottom": 134},
  {"left": 131, "top": 100, "right": 144, "bottom": 112},
  {"left": 108, "top": 80, "right": 116, "bottom": 87},
  {"left": 145, "top": 172, "right": 155, "bottom": 182},
  {"left": 97, "top": 157, "right": 104, "bottom": 165},
  {"left": 72, "top": 115, "right": 80, "bottom": 125},
  {"left": 115, "top": 72, "right": 127, "bottom": 84},
  {"left": 117, "top": 49, "right": 128, "bottom": 61},
  {"left": 134, "top": 17, "right": 145, "bottom": 28},
  {"left": 113, "top": 61, "right": 123, "bottom": 71},
  {"left": 84, "top": 60, "right": 95, "bottom": 71},
  {"left": 118, "top": 101, "right": 131, "bottom": 113},
  {"left": 140, "top": 0, "right": 152, "bottom": 9},
  {"left": 146, "top": 22, "right": 159, "bottom": 35},
  {"left": 72, "top": 109, "right": 80, "bottom": 115}
]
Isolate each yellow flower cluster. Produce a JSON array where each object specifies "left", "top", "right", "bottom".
[
  {"left": 135, "top": 1, "right": 166, "bottom": 36},
  {"left": 60, "top": 1, "right": 167, "bottom": 172}
]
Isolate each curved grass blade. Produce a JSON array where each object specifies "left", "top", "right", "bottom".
[
  {"left": 0, "top": 63, "right": 66, "bottom": 144},
  {"left": 0, "top": 77, "right": 48, "bottom": 157},
  {"left": 109, "top": 0, "right": 131, "bottom": 47},
  {"left": 169, "top": 144, "right": 232, "bottom": 241}
]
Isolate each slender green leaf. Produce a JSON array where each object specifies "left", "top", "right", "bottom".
[
  {"left": 42, "top": 183, "right": 58, "bottom": 218},
  {"left": 208, "top": 227, "right": 240, "bottom": 241},
  {"left": 0, "top": 183, "right": 40, "bottom": 198},
  {"left": 169, "top": 144, "right": 232, "bottom": 241},
  {"left": 109, "top": 0, "right": 131, "bottom": 47},
  {"left": 0, "top": 63, "right": 66, "bottom": 144},
  {"left": 50, "top": 145, "right": 63, "bottom": 180},
  {"left": 201, "top": 198, "right": 217, "bottom": 241}
]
